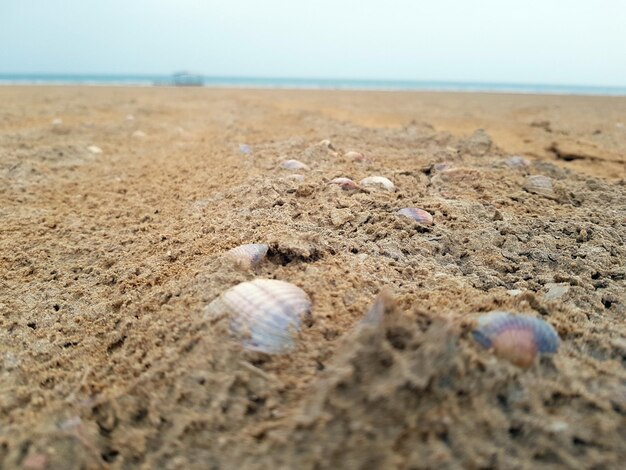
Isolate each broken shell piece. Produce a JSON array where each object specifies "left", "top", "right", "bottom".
[
  {"left": 51, "top": 118, "right": 63, "bottom": 126},
  {"left": 226, "top": 243, "right": 269, "bottom": 269},
  {"left": 206, "top": 279, "right": 312, "bottom": 354},
  {"left": 359, "top": 176, "right": 395, "bottom": 191},
  {"left": 319, "top": 139, "right": 335, "bottom": 150},
  {"left": 472, "top": 312, "right": 559, "bottom": 368},
  {"left": 132, "top": 130, "right": 147, "bottom": 138},
  {"left": 87, "top": 145, "right": 103, "bottom": 154},
  {"left": 281, "top": 159, "right": 310, "bottom": 171},
  {"left": 239, "top": 143, "right": 252, "bottom": 155},
  {"left": 523, "top": 175, "right": 555, "bottom": 199},
  {"left": 329, "top": 177, "right": 359, "bottom": 190},
  {"left": 344, "top": 151, "right": 367, "bottom": 161},
  {"left": 396, "top": 208, "right": 434, "bottom": 225}
]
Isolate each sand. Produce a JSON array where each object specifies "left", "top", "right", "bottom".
[{"left": 1, "top": 86, "right": 625, "bottom": 469}]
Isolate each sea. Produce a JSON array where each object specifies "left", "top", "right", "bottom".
[{"left": 0, "top": 74, "right": 624, "bottom": 96}]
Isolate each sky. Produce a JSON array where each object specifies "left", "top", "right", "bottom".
[{"left": 1, "top": 0, "right": 625, "bottom": 87}]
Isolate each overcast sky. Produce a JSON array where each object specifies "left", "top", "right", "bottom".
[{"left": 1, "top": 0, "right": 624, "bottom": 86}]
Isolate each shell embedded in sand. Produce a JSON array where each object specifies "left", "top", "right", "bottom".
[
  {"left": 226, "top": 243, "right": 269, "bottom": 269},
  {"left": 239, "top": 144, "right": 252, "bottom": 155},
  {"left": 523, "top": 175, "right": 555, "bottom": 198},
  {"left": 206, "top": 279, "right": 312, "bottom": 354},
  {"left": 87, "top": 145, "right": 103, "bottom": 155},
  {"left": 472, "top": 311, "right": 559, "bottom": 368},
  {"left": 318, "top": 139, "right": 335, "bottom": 150},
  {"left": 329, "top": 177, "right": 359, "bottom": 190},
  {"left": 132, "top": 130, "right": 147, "bottom": 138},
  {"left": 359, "top": 176, "right": 395, "bottom": 191},
  {"left": 344, "top": 150, "right": 367, "bottom": 161},
  {"left": 281, "top": 159, "right": 310, "bottom": 171},
  {"left": 396, "top": 208, "right": 434, "bottom": 225},
  {"left": 505, "top": 155, "right": 529, "bottom": 168}
]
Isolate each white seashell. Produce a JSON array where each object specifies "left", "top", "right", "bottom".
[
  {"left": 396, "top": 208, "right": 433, "bottom": 225},
  {"left": 359, "top": 176, "right": 395, "bottom": 191},
  {"left": 344, "top": 151, "right": 367, "bottom": 161},
  {"left": 226, "top": 243, "right": 269, "bottom": 269},
  {"left": 206, "top": 279, "right": 312, "bottom": 354},
  {"left": 329, "top": 177, "right": 358, "bottom": 190},
  {"left": 132, "top": 130, "right": 147, "bottom": 138},
  {"left": 87, "top": 145, "right": 103, "bottom": 155},
  {"left": 523, "top": 175, "right": 555, "bottom": 199},
  {"left": 281, "top": 159, "right": 310, "bottom": 171},
  {"left": 318, "top": 139, "right": 335, "bottom": 150},
  {"left": 505, "top": 155, "right": 529, "bottom": 168},
  {"left": 51, "top": 118, "right": 63, "bottom": 126}
]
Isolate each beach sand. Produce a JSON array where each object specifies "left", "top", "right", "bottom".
[{"left": 1, "top": 87, "right": 625, "bottom": 469}]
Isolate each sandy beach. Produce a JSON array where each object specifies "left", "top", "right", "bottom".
[{"left": 1, "top": 86, "right": 625, "bottom": 469}]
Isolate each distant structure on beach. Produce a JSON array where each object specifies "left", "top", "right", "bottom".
[{"left": 155, "top": 71, "right": 203, "bottom": 86}]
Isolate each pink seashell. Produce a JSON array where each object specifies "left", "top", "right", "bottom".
[
  {"left": 396, "top": 208, "right": 434, "bottom": 225},
  {"left": 226, "top": 243, "right": 269, "bottom": 269},
  {"left": 329, "top": 177, "right": 359, "bottom": 190},
  {"left": 281, "top": 159, "right": 310, "bottom": 171},
  {"left": 472, "top": 311, "right": 559, "bottom": 368},
  {"left": 359, "top": 176, "right": 395, "bottom": 191},
  {"left": 344, "top": 151, "right": 367, "bottom": 161}
]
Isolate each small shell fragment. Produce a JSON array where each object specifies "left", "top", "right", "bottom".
[
  {"left": 523, "top": 175, "right": 555, "bottom": 199},
  {"left": 396, "top": 208, "right": 434, "bottom": 225},
  {"left": 329, "top": 177, "right": 359, "bottom": 190},
  {"left": 226, "top": 243, "right": 269, "bottom": 269},
  {"left": 239, "top": 144, "right": 252, "bottom": 155},
  {"left": 504, "top": 155, "right": 529, "bottom": 168},
  {"left": 206, "top": 279, "right": 312, "bottom": 354},
  {"left": 318, "top": 139, "right": 335, "bottom": 150},
  {"left": 472, "top": 311, "right": 559, "bottom": 368},
  {"left": 359, "top": 176, "right": 395, "bottom": 191},
  {"left": 344, "top": 151, "right": 367, "bottom": 161},
  {"left": 132, "top": 130, "right": 147, "bottom": 138},
  {"left": 281, "top": 159, "right": 310, "bottom": 171},
  {"left": 87, "top": 145, "right": 103, "bottom": 154}
]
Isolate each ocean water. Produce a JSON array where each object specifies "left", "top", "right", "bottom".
[{"left": 0, "top": 74, "right": 625, "bottom": 96}]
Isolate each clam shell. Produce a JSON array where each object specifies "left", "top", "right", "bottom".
[
  {"left": 396, "top": 208, "right": 433, "bottom": 225},
  {"left": 329, "top": 177, "right": 359, "bottom": 190},
  {"left": 281, "top": 159, "right": 310, "bottom": 171},
  {"left": 206, "top": 279, "right": 312, "bottom": 354},
  {"left": 523, "top": 175, "right": 555, "bottom": 199},
  {"left": 359, "top": 176, "right": 395, "bottom": 191},
  {"left": 226, "top": 243, "right": 269, "bottom": 269},
  {"left": 472, "top": 311, "right": 559, "bottom": 368}
]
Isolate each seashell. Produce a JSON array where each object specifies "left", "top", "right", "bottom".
[
  {"left": 433, "top": 162, "right": 452, "bottom": 172},
  {"left": 132, "top": 130, "right": 147, "bottom": 138},
  {"left": 125, "top": 114, "right": 135, "bottom": 121},
  {"left": 51, "top": 118, "right": 63, "bottom": 126},
  {"left": 206, "top": 279, "right": 312, "bottom": 354},
  {"left": 239, "top": 143, "right": 252, "bottom": 155},
  {"left": 344, "top": 150, "right": 367, "bottom": 161},
  {"left": 523, "top": 175, "right": 555, "bottom": 199},
  {"left": 226, "top": 243, "right": 269, "bottom": 269},
  {"left": 87, "top": 145, "right": 103, "bottom": 155},
  {"left": 359, "top": 176, "right": 395, "bottom": 191},
  {"left": 472, "top": 311, "right": 559, "bottom": 368},
  {"left": 329, "top": 177, "right": 359, "bottom": 190},
  {"left": 504, "top": 155, "right": 529, "bottom": 168},
  {"left": 396, "top": 207, "right": 434, "bottom": 225},
  {"left": 281, "top": 159, "right": 310, "bottom": 171},
  {"left": 318, "top": 139, "right": 335, "bottom": 150}
]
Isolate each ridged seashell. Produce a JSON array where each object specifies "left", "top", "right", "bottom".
[
  {"left": 206, "top": 279, "right": 312, "bottom": 354},
  {"left": 329, "top": 177, "right": 359, "bottom": 190},
  {"left": 226, "top": 243, "right": 269, "bottom": 269},
  {"left": 281, "top": 159, "right": 310, "bottom": 171},
  {"left": 472, "top": 312, "right": 559, "bottom": 368},
  {"left": 87, "top": 145, "right": 103, "bottom": 155},
  {"left": 239, "top": 143, "right": 252, "bottom": 155},
  {"left": 344, "top": 151, "right": 367, "bottom": 161},
  {"left": 396, "top": 208, "right": 433, "bottom": 225},
  {"left": 505, "top": 155, "right": 529, "bottom": 168},
  {"left": 523, "top": 175, "right": 555, "bottom": 199},
  {"left": 359, "top": 176, "right": 395, "bottom": 191}
]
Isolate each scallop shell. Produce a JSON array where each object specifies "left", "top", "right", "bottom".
[
  {"left": 226, "top": 243, "right": 269, "bottom": 269},
  {"left": 396, "top": 208, "right": 433, "bottom": 225},
  {"left": 206, "top": 279, "right": 312, "bottom": 354},
  {"left": 359, "top": 176, "right": 395, "bottom": 191},
  {"left": 523, "top": 175, "right": 555, "bottom": 199},
  {"left": 472, "top": 311, "right": 559, "bottom": 368},
  {"left": 329, "top": 177, "right": 359, "bottom": 190},
  {"left": 281, "top": 159, "right": 310, "bottom": 171}
]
